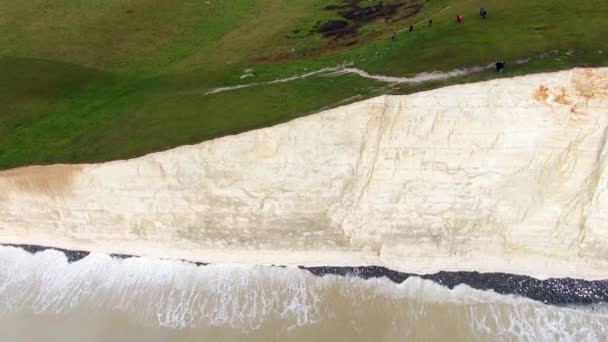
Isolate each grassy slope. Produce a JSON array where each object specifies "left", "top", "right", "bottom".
[{"left": 0, "top": 0, "right": 607, "bottom": 169}]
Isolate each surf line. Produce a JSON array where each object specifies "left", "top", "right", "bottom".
[
  {"left": 3, "top": 243, "right": 608, "bottom": 307},
  {"left": 205, "top": 63, "right": 493, "bottom": 95}
]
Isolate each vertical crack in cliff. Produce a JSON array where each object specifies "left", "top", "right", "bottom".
[
  {"left": 558, "top": 124, "right": 608, "bottom": 255},
  {"left": 332, "top": 96, "right": 400, "bottom": 250},
  {"left": 355, "top": 98, "right": 398, "bottom": 206},
  {"left": 573, "top": 124, "right": 608, "bottom": 254}
]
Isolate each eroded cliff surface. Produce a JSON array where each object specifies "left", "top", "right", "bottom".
[{"left": 1, "top": 68, "right": 607, "bottom": 278}]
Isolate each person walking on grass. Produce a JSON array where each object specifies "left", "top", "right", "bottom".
[
  {"left": 456, "top": 14, "right": 463, "bottom": 23},
  {"left": 495, "top": 60, "right": 505, "bottom": 72},
  {"left": 429, "top": 19, "right": 433, "bottom": 27},
  {"left": 391, "top": 31, "right": 396, "bottom": 41},
  {"left": 480, "top": 7, "right": 487, "bottom": 19},
  {"left": 409, "top": 25, "right": 414, "bottom": 32}
]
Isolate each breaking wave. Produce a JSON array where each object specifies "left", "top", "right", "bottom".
[{"left": 0, "top": 246, "right": 606, "bottom": 341}]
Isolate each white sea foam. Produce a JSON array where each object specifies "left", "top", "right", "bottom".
[{"left": 0, "top": 246, "right": 606, "bottom": 341}]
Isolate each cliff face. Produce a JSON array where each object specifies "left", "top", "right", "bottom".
[{"left": 1, "top": 68, "right": 607, "bottom": 278}]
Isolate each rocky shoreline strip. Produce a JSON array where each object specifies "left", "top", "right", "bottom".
[
  {"left": 3, "top": 243, "right": 607, "bottom": 307},
  {"left": 301, "top": 266, "right": 608, "bottom": 306}
]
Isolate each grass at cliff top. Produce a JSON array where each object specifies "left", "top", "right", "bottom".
[{"left": 1, "top": 0, "right": 607, "bottom": 169}]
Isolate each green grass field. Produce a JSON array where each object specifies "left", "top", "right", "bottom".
[{"left": 1, "top": 0, "right": 607, "bottom": 169}]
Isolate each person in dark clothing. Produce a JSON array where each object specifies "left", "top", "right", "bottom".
[
  {"left": 495, "top": 61, "right": 505, "bottom": 72},
  {"left": 391, "top": 31, "right": 396, "bottom": 41},
  {"left": 409, "top": 25, "right": 414, "bottom": 32},
  {"left": 480, "top": 7, "right": 487, "bottom": 19},
  {"left": 429, "top": 19, "right": 433, "bottom": 26}
]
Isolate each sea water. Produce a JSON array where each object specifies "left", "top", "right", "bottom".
[{"left": 0, "top": 247, "right": 606, "bottom": 342}]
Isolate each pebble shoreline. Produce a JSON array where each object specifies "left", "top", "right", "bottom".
[{"left": 4, "top": 243, "right": 607, "bottom": 306}]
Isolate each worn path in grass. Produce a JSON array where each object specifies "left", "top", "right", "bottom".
[{"left": 1, "top": 0, "right": 607, "bottom": 169}]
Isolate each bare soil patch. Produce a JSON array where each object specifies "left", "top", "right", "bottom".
[{"left": 315, "top": 0, "right": 422, "bottom": 38}]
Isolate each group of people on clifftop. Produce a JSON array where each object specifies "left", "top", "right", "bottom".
[
  {"left": 456, "top": 7, "right": 487, "bottom": 23},
  {"left": 391, "top": 6, "right": 489, "bottom": 36},
  {"left": 392, "top": 7, "right": 505, "bottom": 72}
]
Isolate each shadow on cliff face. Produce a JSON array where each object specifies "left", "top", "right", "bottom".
[{"left": 314, "top": 0, "right": 422, "bottom": 39}]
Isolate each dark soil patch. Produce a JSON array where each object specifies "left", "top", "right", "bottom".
[
  {"left": 342, "top": 2, "right": 403, "bottom": 22},
  {"left": 316, "top": 19, "right": 357, "bottom": 38},
  {"left": 316, "top": 0, "right": 422, "bottom": 38}
]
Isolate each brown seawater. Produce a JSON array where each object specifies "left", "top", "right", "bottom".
[{"left": 0, "top": 247, "right": 606, "bottom": 342}]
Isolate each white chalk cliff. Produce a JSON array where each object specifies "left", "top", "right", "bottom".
[{"left": 1, "top": 68, "right": 607, "bottom": 279}]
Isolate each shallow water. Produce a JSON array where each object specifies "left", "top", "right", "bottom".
[{"left": 0, "top": 247, "right": 606, "bottom": 342}]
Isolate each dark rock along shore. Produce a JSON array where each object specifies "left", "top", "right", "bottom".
[{"left": 4, "top": 243, "right": 607, "bottom": 306}]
